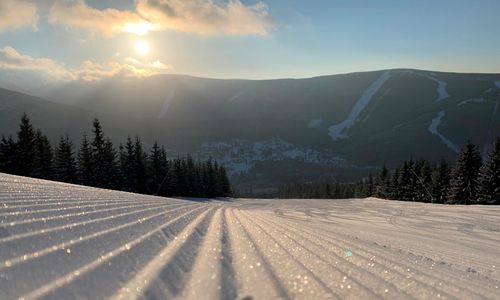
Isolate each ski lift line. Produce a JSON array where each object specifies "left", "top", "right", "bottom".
[
  {"left": 411, "top": 169, "right": 434, "bottom": 201},
  {"left": 156, "top": 165, "right": 174, "bottom": 195}
]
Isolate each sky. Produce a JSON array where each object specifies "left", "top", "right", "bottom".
[{"left": 1, "top": 0, "right": 500, "bottom": 88}]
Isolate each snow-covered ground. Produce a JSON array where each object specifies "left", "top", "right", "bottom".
[
  {"left": 328, "top": 71, "right": 392, "bottom": 141},
  {"left": 428, "top": 110, "right": 460, "bottom": 153},
  {"left": 1, "top": 173, "right": 499, "bottom": 299},
  {"left": 457, "top": 98, "right": 487, "bottom": 106}
]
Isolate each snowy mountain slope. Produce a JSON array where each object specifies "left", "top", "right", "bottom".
[
  {"left": 2, "top": 68, "right": 500, "bottom": 171},
  {"left": 1, "top": 174, "right": 499, "bottom": 299}
]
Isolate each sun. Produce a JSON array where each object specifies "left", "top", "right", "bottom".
[{"left": 135, "top": 40, "right": 149, "bottom": 55}]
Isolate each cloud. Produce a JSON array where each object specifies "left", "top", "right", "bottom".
[
  {"left": 125, "top": 57, "right": 143, "bottom": 65},
  {"left": 48, "top": 0, "right": 155, "bottom": 36},
  {"left": 0, "top": 46, "right": 75, "bottom": 81},
  {"left": 150, "top": 60, "right": 172, "bottom": 69},
  {"left": 136, "top": 0, "right": 274, "bottom": 35},
  {"left": 82, "top": 60, "right": 105, "bottom": 69},
  {"left": 0, "top": 46, "right": 162, "bottom": 84},
  {"left": 114, "top": 52, "right": 120, "bottom": 57},
  {"left": 75, "top": 61, "right": 157, "bottom": 81},
  {"left": 0, "top": 0, "right": 39, "bottom": 33}
]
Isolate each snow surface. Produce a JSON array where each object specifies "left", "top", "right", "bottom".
[
  {"left": 484, "top": 88, "right": 493, "bottom": 93},
  {"left": 307, "top": 118, "right": 323, "bottom": 128},
  {"left": 1, "top": 173, "right": 499, "bottom": 299},
  {"left": 428, "top": 110, "right": 460, "bottom": 153},
  {"left": 457, "top": 98, "right": 487, "bottom": 106},
  {"left": 495, "top": 81, "right": 500, "bottom": 89},
  {"left": 157, "top": 83, "right": 178, "bottom": 119},
  {"left": 328, "top": 71, "right": 392, "bottom": 140}
]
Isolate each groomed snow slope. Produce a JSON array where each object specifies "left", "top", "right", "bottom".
[{"left": 1, "top": 173, "right": 499, "bottom": 300}]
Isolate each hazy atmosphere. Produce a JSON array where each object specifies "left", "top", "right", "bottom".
[
  {"left": 1, "top": 1, "right": 500, "bottom": 299},
  {"left": 1, "top": 0, "right": 500, "bottom": 89}
]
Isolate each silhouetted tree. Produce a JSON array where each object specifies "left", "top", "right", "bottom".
[
  {"left": 478, "top": 138, "right": 500, "bottom": 204},
  {"left": 448, "top": 140, "right": 482, "bottom": 205}
]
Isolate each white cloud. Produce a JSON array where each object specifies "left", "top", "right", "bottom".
[
  {"left": 0, "top": 0, "right": 39, "bottom": 33},
  {"left": 125, "top": 57, "right": 143, "bottom": 65},
  {"left": 75, "top": 61, "right": 157, "bottom": 81},
  {"left": 150, "top": 60, "right": 172, "bottom": 69},
  {"left": 0, "top": 46, "right": 162, "bottom": 83},
  {"left": 136, "top": 0, "right": 274, "bottom": 35},
  {"left": 114, "top": 52, "right": 121, "bottom": 57},
  {"left": 0, "top": 46, "right": 75, "bottom": 82},
  {"left": 48, "top": 0, "right": 155, "bottom": 36}
]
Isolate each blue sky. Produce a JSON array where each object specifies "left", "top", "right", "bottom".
[{"left": 1, "top": 0, "right": 499, "bottom": 85}]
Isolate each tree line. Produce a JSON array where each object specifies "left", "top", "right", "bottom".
[
  {"left": 279, "top": 139, "right": 500, "bottom": 205},
  {"left": 278, "top": 181, "right": 357, "bottom": 199},
  {"left": 0, "top": 113, "right": 231, "bottom": 198}
]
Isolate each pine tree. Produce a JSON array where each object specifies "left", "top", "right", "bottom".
[
  {"left": 389, "top": 167, "right": 401, "bottom": 199},
  {"left": 364, "top": 172, "right": 374, "bottom": 197},
  {"left": 431, "top": 157, "right": 450, "bottom": 203},
  {"left": 120, "top": 136, "right": 136, "bottom": 192},
  {"left": 448, "top": 140, "right": 482, "bottom": 205},
  {"left": 91, "top": 118, "right": 105, "bottom": 187},
  {"left": 16, "top": 112, "right": 37, "bottom": 176},
  {"left": 147, "top": 141, "right": 163, "bottom": 194},
  {"left": 0, "top": 135, "right": 17, "bottom": 174},
  {"left": 77, "top": 133, "right": 93, "bottom": 186},
  {"left": 134, "top": 135, "right": 148, "bottom": 193},
  {"left": 478, "top": 138, "right": 500, "bottom": 204},
  {"left": 34, "top": 130, "right": 54, "bottom": 180},
  {"left": 54, "top": 134, "right": 77, "bottom": 183},
  {"left": 101, "top": 137, "right": 119, "bottom": 189},
  {"left": 398, "top": 161, "right": 413, "bottom": 201},
  {"left": 415, "top": 159, "right": 432, "bottom": 202}
]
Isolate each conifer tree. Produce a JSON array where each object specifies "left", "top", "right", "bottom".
[
  {"left": 398, "top": 161, "right": 413, "bottom": 201},
  {"left": 134, "top": 135, "right": 148, "bottom": 193},
  {"left": 54, "top": 134, "right": 77, "bottom": 183},
  {"left": 101, "top": 137, "right": 119, "bottom": 189},
  {"left": 431, "top": 157, "right": 450, "bottom": 203},
  {"left": 364, "top": 172, "right": 374, "bottom": 197},
  {"left": 16, "top": 112, "right": 37, "bottom": 176},
  {"left": 415, "top": 159, "right": 432, "bottom": 202},
  {"left": 147, "top": 141, "right": 163, "bottom": 193},
  {"left": 77, "top": 132, "right": 93, "bottom": 186},
  {"left": 34, "top": 130, "right": 54, "bottom": 180},
  {"left": 478, "top": 138, "right": 500, "bottom": 204},
  {"left": 120, "top": 136, "right": 136, "bottom": 192},
  {"left": 448, "top": 140, "right": 482, "bottom": 205},
  {"left": 0, "top": 135, "right": 17, "bottom": 174},
  {"left": 91, "top": 118, "right": 106, "bottom": 187}
]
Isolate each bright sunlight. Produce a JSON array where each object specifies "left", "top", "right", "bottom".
[{"left": 135, "top": 41, "right": 150, "bottom": 55}]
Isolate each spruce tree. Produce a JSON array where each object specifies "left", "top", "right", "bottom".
[
  {"left": 101, "top": 137, "right": 119, "bottom": 189},
  {"left": 91, "top": 118, "right": 105, "bottom": 187},
  {"left": 77, "top": 133, "right": 93, "bottom": 186},
  {"left": 134, "top": 135, "right": 148, "bottom": 193},
  {"left": 0, "top": 135, "right": 17, "bottom": 174},
  {"left": 398, "top": 161, "right": 412, "bottom": 201},
  {"left": 478, "top": 138, "right": 500, "bottom": 204},
  {"left": 448, "top": 140, "right": 482, "bottom": 205},
  {"left": 54, "top": 134, "right": 77, "bottom": 183},
  {"left": 16, "top": 112, "right": 37, "bottom": 176},
  {"left": 415, "top": 159, "right": 432, "bottom": 202},
  {"left": 34, "top": 130, "right": 54, "bottom": 180},
  {"left": 147, "top": 141, "right": 163, "bottom": 194},
  {"left": 431, "top": 157, "right": 450, "bottom": 203}
]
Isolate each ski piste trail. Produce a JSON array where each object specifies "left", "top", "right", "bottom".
[{"left": 1, "top": 173, "right": 499, "bottom": 299}]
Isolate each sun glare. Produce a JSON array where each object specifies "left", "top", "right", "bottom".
[
  {"left": 122, "top": 23, "right": 156, "bottom": 35},
  {"left": 135, "top": 41, "right": 150, "bottom": 55}
]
